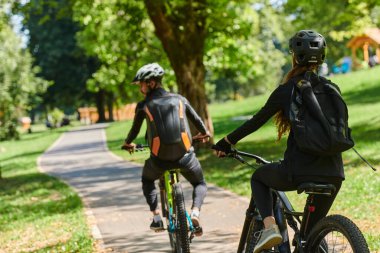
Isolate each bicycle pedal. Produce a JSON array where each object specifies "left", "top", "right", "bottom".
[{"left": 193, "top": 226, "right": 203, "bottom": 237}]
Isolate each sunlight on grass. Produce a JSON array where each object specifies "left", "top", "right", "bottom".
[{"left": 0, "top": 124, "right": 93, "bottom": 252}]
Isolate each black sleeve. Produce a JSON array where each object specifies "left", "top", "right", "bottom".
[
  {"left": 183, "top": 97, "right": 208, "bottom": 134},
  {"left": 125, "top": 101, "right": 146, "bottom": 143},
  {"left": 227, "top": 85, "right": 290, "bottom": 144}
]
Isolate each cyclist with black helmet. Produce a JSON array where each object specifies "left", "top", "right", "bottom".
[
  {"left": 213, "top": 30, "right": 344, "bottom": 253},
  {"left": 122, "top": 63, "right": 210, "bottom": 235}
]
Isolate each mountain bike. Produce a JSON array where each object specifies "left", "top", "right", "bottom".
[
  {"left": 223, "top": 148, "right": 370, "bottom": 253},
  {"left": 125, "top": 143, "right": 204, "bottom": 253}
]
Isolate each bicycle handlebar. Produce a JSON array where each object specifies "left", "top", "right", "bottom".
[{"left": 211, "top": 145, "right": 270, "bottom": 165}]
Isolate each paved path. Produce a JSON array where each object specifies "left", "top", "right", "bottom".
[{"left": 39, "top": 124, "right": 250, "bottom": 253}]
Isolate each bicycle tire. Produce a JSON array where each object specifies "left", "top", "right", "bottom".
[
  {"left": 306, "top": 214, "right": 370, "bottom": 253},
  {"left": 173, "top": 183, "right": 190, "bottom": 253},
  {"left": 245, "top": 217, "right": 264, "bottom": 253}
]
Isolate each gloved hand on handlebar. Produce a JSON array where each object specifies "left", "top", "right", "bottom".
[
  {"left": 193, "top": 132, "right": 211, "bottom": 143},
  {"left": 213, "top": 137, "right": 233, "bottom": 157},
  {"left": 121, "top": 142, "right": 136, "bottom": 154}
]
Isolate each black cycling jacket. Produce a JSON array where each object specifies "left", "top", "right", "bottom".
[
  {"left": 227, "top": 73, "right": 344, "bottom": 180},
  {"left": 125, "top": 87, "right": 208, "bottom": 144}
]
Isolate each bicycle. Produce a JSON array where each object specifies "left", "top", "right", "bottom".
[
  {"left": 123, "top": 143, "right": 204, "bottom": 253},
  {"left": 222, "top": 148, "right": 370, "bottom": 253}
]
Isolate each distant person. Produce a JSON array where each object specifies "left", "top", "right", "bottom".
[
  {"left": 369, "top": 55, "right": 378, "bottom": 68},
  {"left": 320, "top": 62, "right": 329, "bottom": 76},
  {"left": 341, "top": 56, "right": 352, "bottom": 73},
  {"left": 121, "top": 63, "right": 210, "bottom": 235},
  {"left": 213, "top": 30, "right": 348, "bottom": 253}
]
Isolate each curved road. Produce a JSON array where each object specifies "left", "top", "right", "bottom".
[{"left": 39, "top": 124, "right": 250, "bottom": 253}]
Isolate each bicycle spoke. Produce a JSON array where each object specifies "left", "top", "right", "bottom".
[{"left": 318, "top": 230, "right": 354, "bottom": 252}]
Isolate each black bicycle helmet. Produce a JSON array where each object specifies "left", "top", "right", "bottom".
[{"left": 289, "top": 30, "right": 326, "bottom": 66}]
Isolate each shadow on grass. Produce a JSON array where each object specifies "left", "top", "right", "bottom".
[
  {"left": 0, "top": 150, "right": 43, "bottom": 164},
  {"left": 213, "top": 118, "right": 252, "bottom": 137},
  {"left": 344, "top": 82, "right": 380, "bottom": 105},
  {"left": 0, "top": 172, "right": 82, "bottom": 226}
]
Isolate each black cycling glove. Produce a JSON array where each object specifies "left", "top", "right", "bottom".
[
  {"left": 296, "top": 79, "right": 312, "bottom": 94},
  {"left": 213, "top": 138, "right": 232, "bottom": 154}
]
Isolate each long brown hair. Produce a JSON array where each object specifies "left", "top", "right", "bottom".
[{"left": 274, "top": 57, "right": 318, "bottom": 140}]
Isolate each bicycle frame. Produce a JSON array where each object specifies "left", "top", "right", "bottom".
[
  {"left": 228, "top": 148, "right": 335, "bottom": 253},
  {"left": 160, "top": 169, "right": 195, "bottom": 236}
]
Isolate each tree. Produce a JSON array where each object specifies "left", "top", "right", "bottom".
[
  {"left": 144, "top": 0, "right": 290, "bottom": 134},
  {"left": 73, "top": 0, "right": 172, "bottom": 121},
  {"left": 0, "top": 7, "right": 49, "bottom": 140},
  {"left": 284, "top": 0, "right": 380, "bottom": 63},
  {"left": 73, "top": 0, "right": 289, "bottom": 134},
  {"left": 205, "top": 1, "right": 288, "bottom": 101},
  {"left": 144, "top": 0, "right": 214, "bottom": 133},
  {"left": 14, "top": 0, "right": 99, "bottom": 116}
]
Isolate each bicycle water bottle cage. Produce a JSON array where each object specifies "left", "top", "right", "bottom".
[{"left": 297, "top": 182, "right": 336, "bottom": 196}]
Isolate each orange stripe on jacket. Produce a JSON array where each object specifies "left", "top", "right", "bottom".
[
  {"left": 179, "top": 100, "right": 184, "bottom": 118},
  {"left": 181, "top": 132, "right": 191, "bottom": 151},
  {"left": 144, "top": 106, "right": 154, "bottom": 121},
  {"left": 152, "top": 137, "right": 160, "bottom": 156}
]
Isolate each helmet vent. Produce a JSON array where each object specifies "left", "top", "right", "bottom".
[{"left": 309, "top": 41, "right": 319, "bottom": 48}]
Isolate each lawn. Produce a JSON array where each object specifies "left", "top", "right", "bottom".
[
  {"left": 106, "top": 65, "right": 380, "bottom": 251},
  {"left": 0, "top": 124, "right": 93, "bottom": 252}
]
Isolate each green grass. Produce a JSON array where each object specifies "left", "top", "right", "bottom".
[
  {"left": 0, "top": 124, "right": 93, "bottom": 252},
  {"left": 106, "top": 66, "right": 380, "bottom": 251}
]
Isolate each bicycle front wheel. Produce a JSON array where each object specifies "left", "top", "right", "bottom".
[
  {"left": 173, "top": 183, "right": 190, "bottom": 253},
  {"left": 306, "top": 214, "right": 370, "bottom": 253},
  {"left": 244, "top": 217, "right": 264, "bottom": 253}
]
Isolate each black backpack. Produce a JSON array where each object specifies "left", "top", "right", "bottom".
[
  {"left": 144, "top": 94, "right": 192, "bottom": 161},
  {"left": 289, "top": 72, "right": 355, "bottom": 156}
]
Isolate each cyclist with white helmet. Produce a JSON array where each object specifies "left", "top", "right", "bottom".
[{"left": 122, "top": 63, "right": 210, "bottom": 235}]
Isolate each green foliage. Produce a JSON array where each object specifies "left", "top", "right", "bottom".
[
  {"left": 284, "top": 0, "right": 380, "bottom": 63},
  {"left": 205, "top": 1, "right": 289, "bottom": 100},
  {"left": 73, "top": 0, "right": 173, "bottom": 106},
  {"left": 49, "top": 108, "right": 65, "bottom": 127},
  {"left": 14, "top": 0, "right": 99, "bottom": 110},
  {"left": 0, "top": 9, "right": 49, "bottom": 140}
]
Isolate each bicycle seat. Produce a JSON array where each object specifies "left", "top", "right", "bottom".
[{"left": 297, "top": 182, "right": 336, "bottom": 196}]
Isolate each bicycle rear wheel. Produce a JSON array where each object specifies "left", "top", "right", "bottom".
[
  {"left": 306, "top": 214, "right": 370, "bottom": 253},
  {"left": 173, "top": 183, "right": 190, "bottom": 253}
]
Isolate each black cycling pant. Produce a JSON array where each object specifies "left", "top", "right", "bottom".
[
  {"left": 251, "top": 162, "right": 342, "bottom": 235},
  {"left": 142, "top": 151, "right": 207, "bottom": 211}
]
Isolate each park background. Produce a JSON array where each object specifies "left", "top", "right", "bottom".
[{"left": 1, "top": 0, "right": 380, "bottom": 252}]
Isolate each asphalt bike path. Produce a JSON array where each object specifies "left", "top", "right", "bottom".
[{"left": 39, "top": 124, "right": 250, "bottom": 253}]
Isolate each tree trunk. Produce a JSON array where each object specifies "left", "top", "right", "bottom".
[
  {"left": 144, "top": 0, "right": 214, "bottom": 138},
  {"left": 106, "top": 92, "right": 114, "bottom": 122},
  {"left": 96, "top": 89, "right": 106, "bottom": 123}
]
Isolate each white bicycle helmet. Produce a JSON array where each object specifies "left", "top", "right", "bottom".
[{"left": 132, "top": 63, "right": 165, "bottom": 83}]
